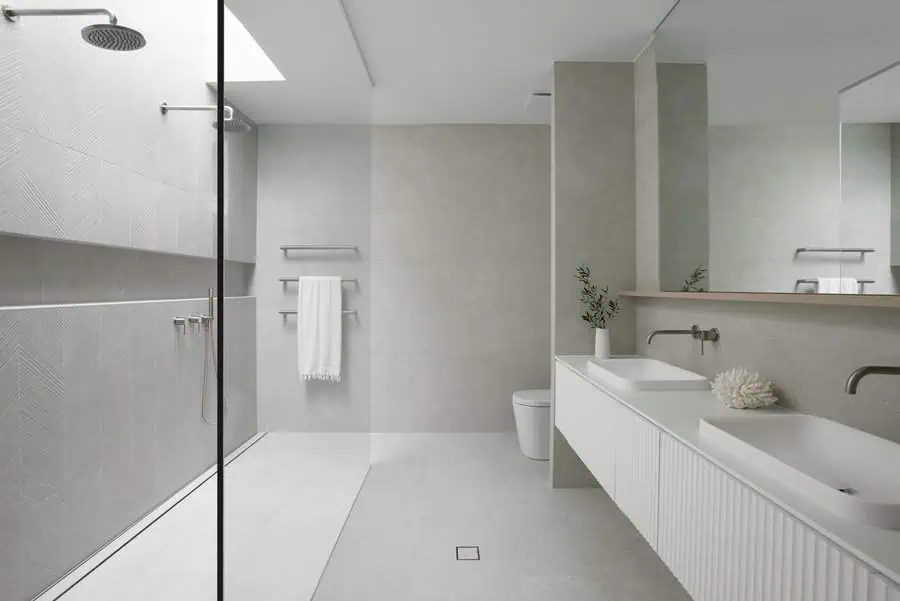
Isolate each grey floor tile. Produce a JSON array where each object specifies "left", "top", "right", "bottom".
[{"left": 313, "top": 434, "right": 689, "bottom": 601}]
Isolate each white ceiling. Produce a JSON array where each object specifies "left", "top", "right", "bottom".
[{"left": 225, "top": 0, "right": 675, "bottom": 124}]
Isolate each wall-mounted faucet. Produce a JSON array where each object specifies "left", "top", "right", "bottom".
[
  {"left": 845, "top": 366, "right": 900, "bottom": 394},
  {"left": 647, "top": 325, "right": 720, "bottom": 355}
]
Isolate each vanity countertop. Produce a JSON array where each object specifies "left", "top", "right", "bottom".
[{"left": 556, "top": 355, "right": 900, "bottom": 585}]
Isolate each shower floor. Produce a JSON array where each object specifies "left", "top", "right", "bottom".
[
  {"left": 43, "top": 433, "right": 685, "bottom": 601},
  {"left": 43, "top": 433, "right": 370, "bottom": 601}
]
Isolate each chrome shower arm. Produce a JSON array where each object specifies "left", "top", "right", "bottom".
[
  {"left": 160, "top": 103, "right": 234, "bottom": 121},
  {"left": 2, "top": 6, "right": 117, "bottom": 24}
]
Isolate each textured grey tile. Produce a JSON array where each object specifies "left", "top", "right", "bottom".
[
  {"left": 21, "top": 490, "right": 69, "bottom": 597},
  {"left": 18, "top": 309, "right": 64, "bottom": 503},
  {"left": 60, "top": 308, "right": 104, "bottom": 483},
  {"left": 0, "top": 25, "right": 27, "bottom": 136},
  {"left": 1, "top": 298, "right": 256, "bottom": 601},
  {"left": 0, "top": 316, "right": 22, "bottom": 601},
  {"left": 175, "top": 189, "right": 214, "bottom": 258},
  {"left": 62, "top": 469, "right": 109, "bottom": 565},
  {"left": 97, "top": 306, "right": 132, "bottom": 471},
  {"left": 0, "top": 486, "right": 23, "bottom": 601},
  {"left": 0, "top": 311, "right": 20, "bottom": 472}
]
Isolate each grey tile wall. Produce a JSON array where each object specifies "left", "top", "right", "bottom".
[
  {"left": 0, "top": 297, "right": 257, "bottom": 601},
  {"left": 370, "top": 125, "right": 552, "bottom": 433},
  {"left": 253, "top": 125, "right": 371, "bottom": 433},
  {"left": 0, "top": 0, "right": 256, "bottom": 262},
  {"left": 0, "top": 233, "right": 253, "bottom": 307},
  {"left": 552, "top": 62, "right": 636, "bottom": 358},
  {"left": 635, "top": 298, "right": 900, "bottom": 444},
  {"left": 551, "top": 61, "right": 636, "bottom": 488}
]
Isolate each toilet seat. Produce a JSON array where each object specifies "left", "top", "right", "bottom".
[{"left": 513, "top": 389, "right": 551, "bottom": 408}]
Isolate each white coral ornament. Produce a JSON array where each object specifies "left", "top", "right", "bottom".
[{"left": 712, "top": 368, "right": 778, "bottom": 409}]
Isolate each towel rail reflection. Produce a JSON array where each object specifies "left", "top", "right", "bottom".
[
  {"left": 279, "top": 277, "right": 357, "bottom": 284},
  {"left": 281, "top": 245, "right": 358, "bottom": 255},
  {"left": 795, "top": 278, "right": 874, "bottom": 293},
  {"left": 279, "top": 310, "right": 357, "bottom": 316},
  {"left": 794, "top": 247, "right": 875, "bottom": 255}
]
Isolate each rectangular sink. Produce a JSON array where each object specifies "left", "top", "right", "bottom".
[
  {"left": 586, "top": 358, "right": 710, "bottom": 392},
  {"left": 699, "top": 414, "right": 900, "bottom": 529}
]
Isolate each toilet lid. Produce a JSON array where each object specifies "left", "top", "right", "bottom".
[{"left": 513, "top": 389, "right": 551, "bottom": 408}]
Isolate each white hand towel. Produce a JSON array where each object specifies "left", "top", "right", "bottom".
[
  {"left": 817, "top": 277, "right": 859, "bottom": 294},
  {"left": 297, "top": 277, "right": 342, "bottom": 382}
]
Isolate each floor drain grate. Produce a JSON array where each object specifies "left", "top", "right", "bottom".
[{"left": 456, "top": 546, "right": 480, "bottom": 561}]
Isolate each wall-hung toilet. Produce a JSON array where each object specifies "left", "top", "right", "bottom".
[{"left": 512, "top": 389, "right": 551, "bottom": 460}]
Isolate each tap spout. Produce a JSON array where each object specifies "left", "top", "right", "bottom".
[
  {"left": 647, "top": 329, "right": 696, "bottom": 345},
  {"left": 845, "top": 366, "right": 900, "bottom": 394}
]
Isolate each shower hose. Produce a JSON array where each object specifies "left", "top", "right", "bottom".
[{"left": 201, "top": 320, "right": 228, "bottom": 426}]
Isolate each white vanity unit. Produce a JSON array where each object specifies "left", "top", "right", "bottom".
[{"left": 555, "top": 356, "right": 900, "bottom": 601}]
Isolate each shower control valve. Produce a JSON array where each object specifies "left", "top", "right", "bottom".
[{"left": 173, "top": 317, "right": 187, "bottom": 335}]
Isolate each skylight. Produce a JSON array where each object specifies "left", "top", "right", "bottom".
[{"left": 214, "top": 6, "right": 285, "bottom": 83}]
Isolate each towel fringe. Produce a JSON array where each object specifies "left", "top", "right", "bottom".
[{"left": 303, "top": 371, "right": 342, "bottom": 383}]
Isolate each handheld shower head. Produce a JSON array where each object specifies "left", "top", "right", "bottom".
[{"left": 2, "top": 5, "right": 146, "bottom": 51}]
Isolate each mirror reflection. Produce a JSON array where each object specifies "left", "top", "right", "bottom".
[
  {"left": 653, "top": 0, "right": 900, "bottom": 294},
  {"left": 839, "top": 62, "right": 900, "bottom": 294}
]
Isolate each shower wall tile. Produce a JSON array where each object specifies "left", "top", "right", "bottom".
[
  {"left": 0, "top": 297, "right": 257, "bottom": 601},
  {"left": 0, "top": 0, "right": 258, "bottom": 262}
]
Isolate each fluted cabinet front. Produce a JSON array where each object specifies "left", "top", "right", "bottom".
[
  {"left": 555, "top": 363, "right": 617, "bottom": 493},
  {"left": 615, "top": 407, "right": 660, "bottom": 547},
  {"left": 657, "top": 432, "right": 900, "bottom": 601}
]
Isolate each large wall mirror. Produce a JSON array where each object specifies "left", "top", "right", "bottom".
[{"left": 653, "top": 0, "right": 900, "bottom": 295}]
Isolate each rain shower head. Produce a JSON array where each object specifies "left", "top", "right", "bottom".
[
  {"left": 2, "top": 5, "right": 146, "bottom": 51},
  {"left": 81, "top": 23, "right": 145, "bottom": 52}
]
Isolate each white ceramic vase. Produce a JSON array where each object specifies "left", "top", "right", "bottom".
[{"left": 594, "top": 328, "right": 610, "bottom": 359}]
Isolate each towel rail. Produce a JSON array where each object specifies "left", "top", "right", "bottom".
[
  {"left": 281, "top": 245, "right": 358, "bottom": 255},
  {"left": 279, "top": 310, "right": 357, "bottom": 316},
  {"left": 794, "top": 247, "right": 875, "bottom": 255},
  {"left": 795, "top": 278, "right": 874, "bottom": 293},
  {"left": 279, "top": 277, "right": 357, "bottom": 284}
]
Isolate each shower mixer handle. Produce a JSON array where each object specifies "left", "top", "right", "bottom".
[{"left": 173, "top": 317, "right": 187, "bottom": 335}]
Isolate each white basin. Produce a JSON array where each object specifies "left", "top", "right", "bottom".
[
  {"left": 699, "top": 414, "right": 900, "bottom": 529},
  {"left": 586, "top": 358, "right": 710, "bottom": 392}
]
